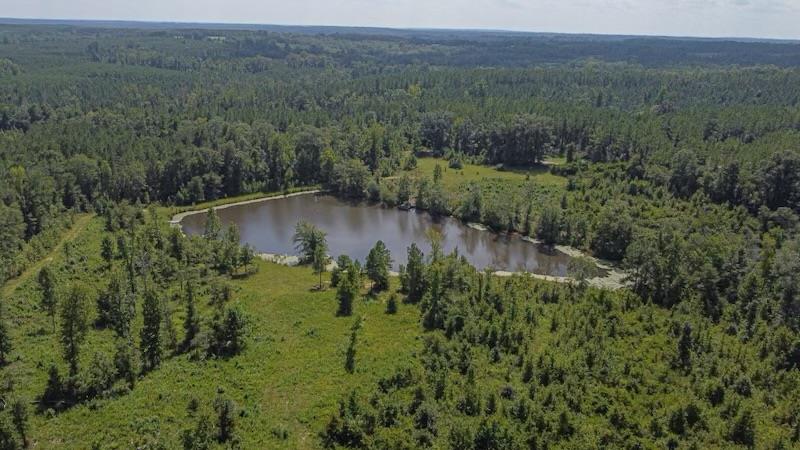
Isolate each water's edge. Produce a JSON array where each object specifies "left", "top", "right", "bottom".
[
  {"left": 171, "top": 192, "right": 627, "bottom": 290},
  {"left": 169, "top": 190, "right": 323, "bottom": 226}
]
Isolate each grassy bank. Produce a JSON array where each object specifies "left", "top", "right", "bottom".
[{"left": 3, "top": 213, "right": 421, "bottom": 448}]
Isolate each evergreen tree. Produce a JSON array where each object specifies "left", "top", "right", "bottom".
[
  {"left": 386, "top": 294, "right": 398, "bottom": 315},
  {"left": 220, "top": 224, "right": 241, "bottom": 274},
  {"left": 729, "top": 408, "right": 756, "bottom": 446},
  {"left": 101, "top": 236, "right": 115, "bottom": 265},
  {"left": 60, "top": 284, "right": 90, "bottom": 377},
  {"left": 0, "top": 413, "right": 20, "bottom": 450},
  {"left": 183, "top": 283, "right": 200, "bottom": 349},
  {"left": 114, "top": 339, "right": 138, "bottom": 389},
  {"left": 209, "top": 307, "right": 247, "bottom": 358},
  {"left": 293, "top": 221, "right": 328, "bottom": 289},
  {"left": 182, "top": 413, "right": 215, "bottom": 450},
  {"left": 0, "top": 301, "right": 10, "bottom": 366},
  {"left": 397, "top": 174, "right": 412, "bottom": 205},
  {"left": 11, "top": 398, "right": 28, "bottom": 448},
  {"left": 344, "top": 317, "right": 362, "bottom": 373},
  {"left": 331, "top": 255, "right": 352, "bottom": 288},
  {"left": 406, "top": 244, "right": 426, "bottom": 303},
  {"left": 678, "top": 323, "right": 693, "bottom": 371},
  {"left": 162, "top": 299, "right": 178, "bottom": 353},
  {"left": 41, "top": 364, "right": 64, "bottom": 406},
  {"left": 140, "top": 290, "right": 162, "bottom": 371},
  {"left": 336, "top": 264, "right": 359, "bottom": 317},
  {"left": 312, "top": 240, "right": 328, "bottom": 290},
  {"left": 214, "top": 396, "right": 237, "bottom": 443},
  {"left": 366, "top": 240, "right": 392, "bottom": 292},
  {"left": 203, "top": 208, "right": 221, "bottom": 241},
  {"left": 536, "top": 204, "right": 561, "bottom": 245},
  {"left": 37, "top": 266, "right": 58, "bottom": 332}
]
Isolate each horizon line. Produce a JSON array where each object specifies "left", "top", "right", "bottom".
[{"left": 1, "top": 16, "right": 799, "bottom": 43}]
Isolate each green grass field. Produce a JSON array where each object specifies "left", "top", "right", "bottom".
[
  {"left": 2, "top": 214, "right": 421, "bottom": 449},
  {"left": 410, "top": 157, "right": 568, "bottom": 190}
]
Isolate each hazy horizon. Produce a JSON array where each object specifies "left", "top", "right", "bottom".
[{"left": 1, "top": 0, "right": 799, "bottom": 40}]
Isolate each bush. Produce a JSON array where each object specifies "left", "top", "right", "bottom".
[
  {"left": 209, "top": 307, "right": 247, "bottom": 358},
  {"left": 386, "top": 295, "right": 398, "bottom": 314}
]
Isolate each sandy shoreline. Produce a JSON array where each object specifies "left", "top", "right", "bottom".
[{"left": 169, "top": 190, "right": 322, "bottom": 225}]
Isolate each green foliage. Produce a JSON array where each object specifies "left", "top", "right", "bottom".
[
  {"left": 365, "top": 241, "right": 391, "bottom": 292},
  {"left": 591, "top": 205, "right": 633, "bottom": 261},
  {"left": 405, "top": 244, "right": 426, "bottom": 304},
  {"left": 0, "top": 303, "right": 10, "bottom": 366},
  {"left": 1, "top": 23, "right": 800, "bottom": 449},
  {"left": 213, "top": 395, "right": 237, "bottom": 443},
  {"left": 140, "top": 290, "right": 163, "bottom": 371},
  {"left": 336, "top": 261, "right": 360, "bottom": 317},
  {"left": 209, "top": 307, "right": 247, "bottom": 358},
  {"left": 344, "top": 317, "right": 362, "bottom": 374},
  {"left": 385, "top": 295, "right": 398, "bottom": 315},
  {"left": 37, "top": 266, "right": 58, "bottom": 331},
  {"left": 293, "top": 220, "right": 329, "bottom": 288},
  {"left": 59, "top": 284, "right": 90, "bottom": 377},
  {"left": 536, "top": 204, "right": 561, "bottom": 245},
  {"left": 183, "top": 283, "right": 200, "bottom": 350}
]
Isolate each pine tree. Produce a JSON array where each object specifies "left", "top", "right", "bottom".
[
  {"left": 221, "top": 224, "right": 241, "bottom": 274},
  {"left": 385, "top": 294, "right": 398, "bottom": 315},
  {"left": 140, "top": 290, "right": 162, "bottom": 371},
  {"left": 344, "top": 317, "right": 362, "bottom": 373},
  {"left": 101, "top": 236, "right": 115, "bottom": 265},
  {"left": 406, "top": 244, "right": 426, "bottom": 303},
  {"left": 293, "top": 221, "right": 329, "bottom": 289},
  {"left": 678, "top": 323, "right": 693, "bottom": 371},
  {"left": 0, "top": 301, "right": 11, "bottom": 366},
  {"left": 214, "top": 396, "right": 237, "bottom": 443},
  {"left": 729, "top": 408, "right": 755, "bottom": 446},
  {"left": 11, "top": 398, "right": 29, "bottom": 447},
  {"left": 336, "top": 265, "right": 359, "bottom": 317},
  {"left": 536, "top": 204, "right": 561, "bottom": 246},
  {"left": 60, "top": 284, "right": 90, "bottom": 377},
  {"left": 203, "top": 208, "right": 221, "bottom": 241},
  {"left": 209, "top": 307, "right": 247, "bottom": 357},
  {"left": 162, "top": 299, "right": 178, "bottom": 353},
  {"left": 183, "top": 283, "right": 200, "bottom": 350},
  {"left": 312, "top": 241, "right": 328, "bottom": 290},
  {"left": 366, "top": 241, "right": 392, "bottom": 292},
  {"left": 114, "top": 340, "right": 137, "bottom": 389},
  {"left": 37, "top": 266, "right": 58, "bottom": 332}
]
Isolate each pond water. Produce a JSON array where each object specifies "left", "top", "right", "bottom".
[{"left": 178, "top": 194, "right": 579, "bottom": 276}]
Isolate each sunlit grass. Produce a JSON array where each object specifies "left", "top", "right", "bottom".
[
  {"left": 410, "top": 157, "right": 568, "bottom": 190},
  {"left": 6, "top": 215, "right": 421, "bottom": 449}
]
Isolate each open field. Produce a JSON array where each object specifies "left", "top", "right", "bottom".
[
  {"left": 410, "top": 157, "right": 568, "bottom": 191},
  {"left": 2, "top": 214, "right": 421, "bottom": 449}
]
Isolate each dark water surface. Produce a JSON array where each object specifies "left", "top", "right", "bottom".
[{"left": 179, "top": 194, "right": 574, "bottom": 276}]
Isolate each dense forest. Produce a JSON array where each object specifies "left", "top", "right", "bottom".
[{"left": 0, "top": 21, "right": 799, "bottom": 448}]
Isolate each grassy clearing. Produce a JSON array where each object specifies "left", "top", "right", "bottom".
[
  {"left": 3, "top": 214, "right": 421, "bottom": 449},
  {"left": 2, "top": 214, "right": 93, "bottom": 299},
  {"left": 409, "top": 157, "right": 568, "bottom": 191}
]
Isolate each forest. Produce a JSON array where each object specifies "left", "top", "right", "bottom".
[{"left": 0, "top": 21, "right": 799, "bottom": 448}]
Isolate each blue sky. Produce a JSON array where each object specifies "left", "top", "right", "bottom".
[{"left": 2, "top": 0, "right": 799, "bottom": 39}]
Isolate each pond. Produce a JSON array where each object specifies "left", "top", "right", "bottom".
[{"left": 178, "top": 193, "right": 582, "bottom": 276}]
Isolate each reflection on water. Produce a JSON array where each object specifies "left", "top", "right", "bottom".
[{"left": 179, "top": 194, "right": 575, "bottom": 276}]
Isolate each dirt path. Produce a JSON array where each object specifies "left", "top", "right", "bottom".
[{"left": 2, "top": 213, "right": 93, "bottom": 298}]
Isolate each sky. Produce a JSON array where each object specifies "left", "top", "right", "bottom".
[{"left": 2, "top": 0, "right": 800, "bottom": 40}]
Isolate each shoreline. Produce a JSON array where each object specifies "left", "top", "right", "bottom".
[
  {"left": 254, "top": 253, "right": 626, "bottom": 290},
  {"left": 169, "top": 190, "right": 322, "bottom": 225},
  {"left": 170, "top": 190, "right": 627, "bottom": 290}
]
